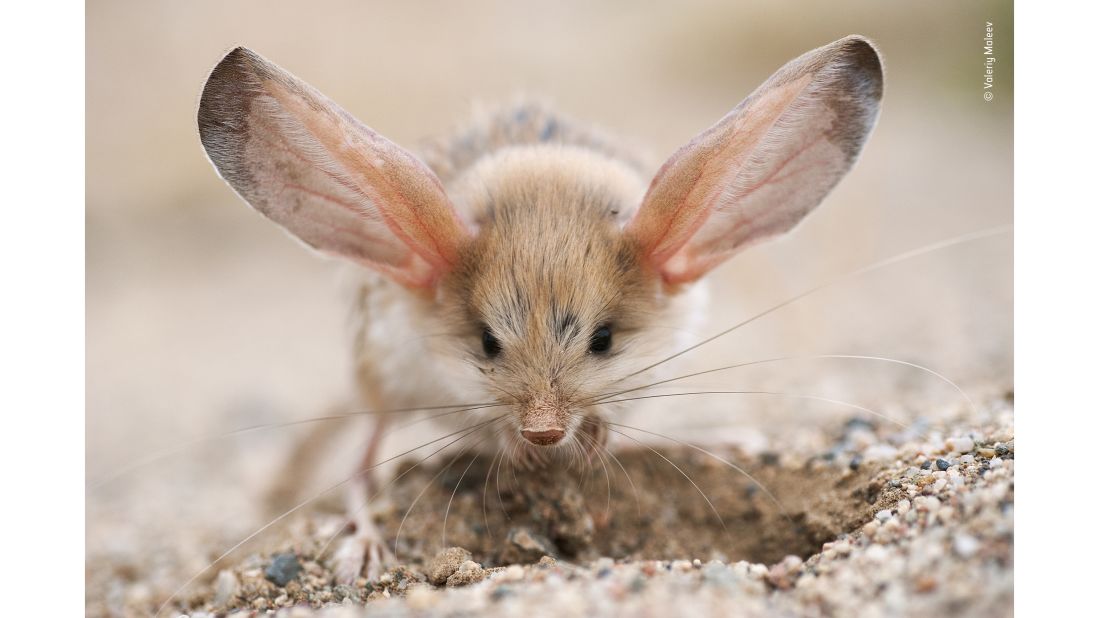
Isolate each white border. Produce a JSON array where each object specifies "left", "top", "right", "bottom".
[
  {"left": 7, "top": 0, "right": 1088, "bottom": 614},
  {"left": 1017, "top": 0, "right": 1099, "bottom": 615},
  {"left": 0, "top": 2, "right": 85, "bottom": 614}
]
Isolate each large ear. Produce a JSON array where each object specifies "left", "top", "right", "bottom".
[
  {"left": 198, "top": 47, "right": 469, "bottom": 287},
  {"left": 627, "top": 35, "right": 883, "bottom": 285}
]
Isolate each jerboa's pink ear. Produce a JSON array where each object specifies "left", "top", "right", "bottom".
[
  {"left": 198, "top": 47, "right": 469, "bottom": 288},
  {"left": 627, "top": 35, "right": 883, "bottom": 285}
]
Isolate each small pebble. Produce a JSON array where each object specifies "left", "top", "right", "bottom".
[
  {"left": 591, "top": 557, "right": 613, "bottom": 571},
  {"left": 953, "top": 533, "right": 980, "bottom": 557},
  {"left": 767, "top": 555, "right": 803, "bottom": 589},
  {"left": 977, "top": 447, "right": 996, "bottom": 458},
  {"left": 935, "top": 458, "right": 951, "bottom": 471},
  {"left": 426, "top": 547, "right": 472, "bottom": 585},
  {"left": 264, "top": 553, "right": 302, "bottom": 587},
  {"left": 213, "top": 569, "right": 238, "bottom": 607},
  {"left": 948, "top": 437, "right": 974, "bottom": 453},
  {"left": 864, "top": 545, "right": 888, "bottom": 563},
  {"left": 915, "top": 575, "right": 938, "bottom": 593},
  {"left": 865, "top": 444, "right": 898, "bottom": 461},
  {"left": 995, "top": 442, "right": 1010, "bottom": 456},
  {"left": 989, "top": 457, "right": 1004, "bottom": 469},
  {"left": 446, "top": 560, "right": 486, "bottom": 587},
  {"left": 333, "top": 584, "right": 359, "bottom": 603},
  {"left": 845, "top": 417, "right": 876, "bottom": 431},
  {"left": 920, "top": 461, "right": 933, "bottom": 470},
  {"left": 915, "top": 496, "right": 941, "bottom": 512},
  {"left": 506, "top": 527, "right": 557, "bottom": 562},
  {"left": 875, "top": 509, "right": 893, "bottom": 522},
  {"left": 702, "top": 562, "right": 734, "bottom": 584},
  {"left": 848, "top": 428, "right": 877, "bottom": 449}
]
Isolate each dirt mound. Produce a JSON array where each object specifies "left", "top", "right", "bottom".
[{"left": 380, "top": 447, "right": 877, "bottom": 568}]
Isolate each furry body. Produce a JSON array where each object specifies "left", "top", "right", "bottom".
[{"left": 349, "top": 103, "right": 705, "bottom": 454}]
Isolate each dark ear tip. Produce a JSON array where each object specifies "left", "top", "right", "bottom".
[
  {"left": 836, "top": 36, "right": 884, "bottom": 78},
  {"left": 198, "top": 47, "right": 265, "bottom": 149},
  {"left": 222, "top": 46, "right": 263, "bottom": 68},
  {"left": 827, "top": 35, "right": 884, "bottom": 102},
  {"left": 837, "top": 34, "right": 878, "bottom": 51},
  {"left": 224, "top": 45, "right": 253, "bottom": 59},
  {"left": 207, "top": 46, "right": 263, "bottom": 84},
  {"left": 199, "top": 47, "right": 267, "bottom": 112}
]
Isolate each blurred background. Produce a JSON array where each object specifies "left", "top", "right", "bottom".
[{"left": 87, "top": 0, "right": 1012, "bottom": 605}]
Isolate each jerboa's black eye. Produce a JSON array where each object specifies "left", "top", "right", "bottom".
[
  {"left": 589, "top": 325, "right": 612, "bottom": 354},
  {"left": 482, "top": 328, "right": 502, "bottom": 357}
]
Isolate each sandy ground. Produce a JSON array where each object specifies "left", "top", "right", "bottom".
[{"left": 86, "top": 394, "right": 1013, "bottom": 617}]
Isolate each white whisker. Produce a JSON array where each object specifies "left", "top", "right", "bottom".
[
  {"left": 154, "top": 415, "right": 502, "bottom": 617},
  {"left": 607, "top": 427, "right": 729, "bottom": 535},
  {"left": 619, "top": 226, "right": 1011, "bottom": 381},
  {"left": 608, "top": 421, "right": 792, "bottom": 526}
]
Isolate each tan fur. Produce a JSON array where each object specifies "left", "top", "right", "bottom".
[
  {"left": 198, "top": 34, "right": 883, "bottom": 459},
  {"left": 348, "top": 123, "right": 688, "bottom": 454}
]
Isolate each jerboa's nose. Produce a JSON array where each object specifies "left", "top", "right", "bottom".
[{"left": 521, "top": 428, "right": 565, "bottom": 445}]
